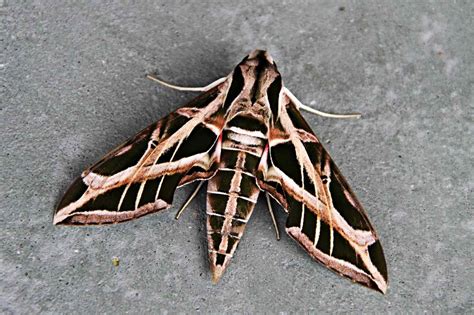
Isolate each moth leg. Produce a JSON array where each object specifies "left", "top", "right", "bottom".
[
  {"left": 265, "top": 193, "right": 281, "bottom": 240},
  {"left": 146, "top": 74, "right": 227, "bottom": 92},
  {"left": 175, "top": 181, "right": 205, "bottom": 220},
  {"left": 284, "top": 87, "right": 362, "bottom": 119}
]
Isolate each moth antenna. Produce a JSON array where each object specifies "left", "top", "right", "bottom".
[
  {"left": 146, "top": 74, "right": 226, "bottom": 92},
  {"left": 175, "top": 181, "right": 205, "bottom": 220},
  {"left": 265, "top": 193, "right": 281, "bottom": 240},
  {"left": 284, "top": 87, "right": 362, "bottom": 119}
]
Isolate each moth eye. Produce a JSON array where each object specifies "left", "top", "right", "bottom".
[{"left": 321, "top": 175, "right": 329, "bottom": 184}]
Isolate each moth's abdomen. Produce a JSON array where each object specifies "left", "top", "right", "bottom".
[{"left": 206, "top": 128, "right": 265, "bottom": 282}]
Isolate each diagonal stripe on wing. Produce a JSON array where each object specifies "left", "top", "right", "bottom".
[
  {"left": 54, "top": 86, "right": 227, "bottom": 225},
  {"left": 257, "top": 93, "right": 388, "bottom": 293}
]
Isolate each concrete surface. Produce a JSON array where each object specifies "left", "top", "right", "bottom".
[{"left": 1, "top": 1, "right": 473, "bottom": 313}]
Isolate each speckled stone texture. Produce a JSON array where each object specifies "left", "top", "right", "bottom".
[{"left": 1, "top": 1, "right": 473, "bottom": 313}]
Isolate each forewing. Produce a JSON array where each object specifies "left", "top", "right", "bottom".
[
  {"left": 54, "top": 86, "right": 227, "bottom": 225},
  {"left": 257, "top": 94, "right": 388, "bottom": 293}
]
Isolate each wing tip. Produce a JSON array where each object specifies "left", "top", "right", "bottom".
[
  {"left": 372, "top": 279, "right": 388, "bottom": 294},
  {"left": 53, "top": 215, "right": 64, "bottom": 225},
  {"left": 53, "top": 206, "right": 69, "bottom": 225},
  {"left": 286, "top": 226, "right": 389, "bottom": 294}
]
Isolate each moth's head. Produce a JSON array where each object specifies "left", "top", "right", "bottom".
[
  {"left": 238, "top": 49, "right": 279, "bottom": 71},
  {"left": 246, "top": 49, "right": 275, "bottom": 65},
  {"left": 225, "top": 50, "right": 283, "bottom": 123}
]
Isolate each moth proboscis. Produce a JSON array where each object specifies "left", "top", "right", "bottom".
[{"left": 54, "top": 50, "right": 388, "bottom": 293}]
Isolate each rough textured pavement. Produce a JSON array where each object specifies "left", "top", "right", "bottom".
[{"left": 1, "top": 1, "right": 473, "bottom": 313}]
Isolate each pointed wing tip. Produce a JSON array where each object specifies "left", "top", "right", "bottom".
[
  {"left": 53, "top": 217, "right": 67, "bottom": 225},
  {"left": 368, "top": 269, "right": 388, "bottom": 294},
  {"left": 52, "top": 209, "right": 67, "bottom": 225},
  {"left": 375, "top": 281, "right": 388, "bottom": 295},
  {"left": 352, "top": 273, "right": 387, "bottom": 294}
]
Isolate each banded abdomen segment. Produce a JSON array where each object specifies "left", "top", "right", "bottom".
[{"left": 206, "top": 127, "right": 265, "bottom": 282}]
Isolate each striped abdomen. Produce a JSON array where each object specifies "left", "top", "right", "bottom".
[{"left": 206, "top": 125, "right": 266, "bottom": 282}]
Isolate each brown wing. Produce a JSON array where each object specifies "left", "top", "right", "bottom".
[
  {"left": 257, "top": 94, "right": 388, "bottom": 293},
  {"left": 54, "top": 85, "right": 228, "bottom": 225}
]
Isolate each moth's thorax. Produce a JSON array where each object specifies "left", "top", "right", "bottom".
[{"left": 240, "top": 50, "right": 281, "bottom": 103}]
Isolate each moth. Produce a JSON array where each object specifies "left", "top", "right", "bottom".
[{"left": 54, "top": 50, "right": 388, "bottom": 293}]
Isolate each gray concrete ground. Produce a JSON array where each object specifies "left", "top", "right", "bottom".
[{"left": 1, "top": 1, "right": 473, "bottom": 313}]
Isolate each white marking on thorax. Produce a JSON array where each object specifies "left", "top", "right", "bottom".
[
  {"left": 226, "top": 130, "right": 265, "bottom": 146},
  {"left": 224, "top": 126, "right": 267, "bottom": 139}
]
